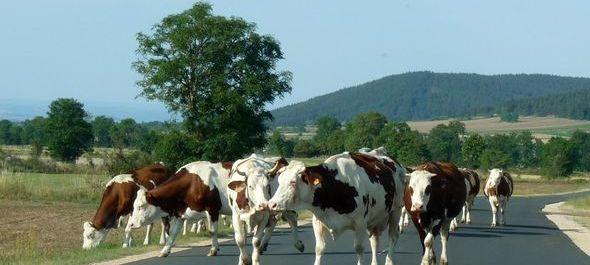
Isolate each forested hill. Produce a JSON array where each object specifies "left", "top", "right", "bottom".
[
  {"left": 270, "top": 72, "right": 590, "bottom": 126},
  {"left": 505, "top": 88, "right": 590, "bottom": 120}
]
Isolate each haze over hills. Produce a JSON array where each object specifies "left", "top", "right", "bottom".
[
  {"left": 270, "top": 71, "right": 590, "bottom": 126},
  {"left": 0, "top": 99, "right": 172, "bottom": 122}
]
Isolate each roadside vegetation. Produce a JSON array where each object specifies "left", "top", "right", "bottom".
[{"left": 565, "top": 196, "right": 590, "bottom": 228}]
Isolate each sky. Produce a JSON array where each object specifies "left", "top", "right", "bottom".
[{"left": 1, "top": 0, "right": 589, "bottom": 120}]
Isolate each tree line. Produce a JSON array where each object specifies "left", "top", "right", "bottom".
[
  {"left": 267, "top": 112, "right": 589, "bottom": 179},
  {"left": 270, "top": 71, "right": 590, "bottom": 126}
]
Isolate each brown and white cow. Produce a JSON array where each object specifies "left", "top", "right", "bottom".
[
  {"left": 268, "top": 152, "right": 405, "bottom": 265},
  {"left": 127, "top": 161, "right": 233, "bottom": 257},
  {"left": 226, "top": 154, "right": 304, "bottom": 265},
  {"left": 484, "top": 168, "right": 513, "bottom": 227},
  {"left": 82, "top": 163, "right": 174, "bottom": 249},
  {"left": 405, "top": 161, "right": 466, "bottom": 265},
  {"left": 449, "top": 168, "right": 480, "bottom": 231}
]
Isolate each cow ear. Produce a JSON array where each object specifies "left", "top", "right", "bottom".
[
  {"left": 302, "top": 172, "right": 321, "bottom": 187},
  {"left": 268, "top": 157, "right": 289, "bottom": 178},
  {"left": 228, "top": 180, "right": 246, "bottom": 193}
]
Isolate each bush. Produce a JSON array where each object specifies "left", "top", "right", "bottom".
[
  {"left": 541, "top": 137, "right": 574, "bottom": 179},
  {"left": 102, "top": 150, "right": 154, "bottom": 176}
]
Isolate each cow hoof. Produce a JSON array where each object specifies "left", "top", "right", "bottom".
[
  {"left": 441, "top": 260, "right": 449, "bottom": 265},
  {"left": 490, "top": 223, "right": 496, "bottom": 228},
  {"left": 294, "top": 240, "right": 305, "bottom": 253},
  {"left": 122, "top": 243, "right": 129, "bottom": 248},
  {"left": 207, "top": 247, "right": 218, "bottom": 256},
  {"left": 466, "top": 220, "right": 472, "bottom": 224},
  {"left": 143, "top": 241, "right": 149, "bottom": 246},
  {"left": 159, "top": 252, "right": 170, "bottom": 258}
]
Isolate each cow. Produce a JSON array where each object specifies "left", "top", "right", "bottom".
[
  {"left": 484, "top": 168, "right": 513, "bottom": 227},
  {"left": 226, "top": 154, "right": 304, "bottom": 265},
  {"left": 405, "top": 161, "right": 466, "bottom": 265},
  {"left": 182, "top": 213, "right": 232, "bottom": 235},
  {"left": 268, "top": 151, "right": 405, "bottom": 265},
  {"left": 82, "top": 163, "right": 174, "bottom": 249},
  {"left": 358, "top": 147, "right": 412, "bottom": 234},
  {"left": 449, "top": 168, "right": 480, "bottom": 231},
  {"left": 127, "top": 161, "right": 233, "bottom": 257}
]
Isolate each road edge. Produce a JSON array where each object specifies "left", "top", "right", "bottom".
[{"left": 542, "top": 202, "right": 590, "bottom": 256}]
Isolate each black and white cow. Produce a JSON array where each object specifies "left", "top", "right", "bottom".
[{"left": 268, "top": 152, "right": 405, "bottom": 265}]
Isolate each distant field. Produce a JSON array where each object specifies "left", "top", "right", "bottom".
[{"left": 408, "top": 116, "right": 590, "bottom": 138}]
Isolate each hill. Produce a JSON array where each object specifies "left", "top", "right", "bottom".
[
  {"left": 270, "top": 72, "right": 590, "bottom": 126},
  {"left": 505, "top": 88, "right": 590, "bottom": 120}
]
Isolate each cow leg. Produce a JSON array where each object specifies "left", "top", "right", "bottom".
[
  {"left": 440, "top": 220, "right": 451, "bottom": 265},
  {"left": 182, "top": 219, "right": 188, "bottom": 236},
  {"left": 251, "top": 217, "right": 268, "bottom": 265},
  {"left": 160, "top": 217, "right": 182, "bottom": 257},
  {"left": 159, "top": 218, "right": 169, "bottom": 245},
  {"left": 143, "top": 223, "right": 152, "bottom": 245},
  {"left": 385, "top": 205, "right": 402, "bottom": 265},
  {"left": 466, "top": 201, "right": 473, "bottom": 224},
  {"left": 460, "top": 204, "right": 467, "bottom": 223},
  {"left": 499, "top": 199, "right": 506, "bottom": 226},
  {"left": 353, "top": 224, "right": 368, "bottom": 265},
  {"left": 233, "top": 215, "right": 250, "bottom": 265},
  {"left": 449, "top": 218, "right": 458, "bottom": 231},
  {"left": 259, "top": 215, "right": 277, "bottom": 254},
  {"left": 208, "top": 220, "right": 220, "bottom": 256},
  {"left": 123, "top": 220, "right": 133, "bottom": 248},
  {"left": 399, "top": 207, "right": 407, "bottom": 233},
  {"left": 283, "top": 210, "right": 305, "bottom": 252},
  {"left": 489, "top": 197, "right": 498, "bottom": 227},
  {"left": 420, "top": 225, "right": 436, "bottom": 265},
  {"left": 312, "top": 215, "right": 328, "bottom": 265},
  {"left": 369, "top": 233, "right": 379, "bottom": 265}
]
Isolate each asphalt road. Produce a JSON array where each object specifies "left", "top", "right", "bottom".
[{"left": 128, "top": 192, "right": 590, "bottom": 265}]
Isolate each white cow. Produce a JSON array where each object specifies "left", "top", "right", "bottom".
[
  {"left": 268, "top": 151, "right": 405, "bottom": 265},
  {"left": 226, "top": 154, "right": 302, "bottom": 265},
  {"left": 484, "top": 168, "right": 513, "bottom": 227}
]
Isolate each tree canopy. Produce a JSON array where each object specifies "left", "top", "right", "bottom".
[
  {"left": 44, "top": 98, "right": 93, "bottom": 162},
  {"left": 134, "top": 2, "right": 291, "bottom": 161}
]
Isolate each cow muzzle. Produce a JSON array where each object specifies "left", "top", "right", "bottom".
[{"left": 411, "top": 203, "right": 425, "bottom": 212}]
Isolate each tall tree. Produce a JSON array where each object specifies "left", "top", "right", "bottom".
[
  {"left": 344, "top": 112, "right": 387, "bottom": 151},
  {"left": 313, "top": 116, "right": 341, "bottom": 155},
  {"left": 92, "top": 116, "right": 115, "bottom": 147},
  {"left": 134, "top": 3, "right": 291, "bottom": 161},
  {"left": 110, "top": 118, "right": 140, "bottom": 152},
  {"left": 427, "top": 121, "right": 465, "bottom": 162},
  {"left": 378, "top": 122, "right": 430, "bottom": 165},
  {"left": 461, "top": 133, "right": 486, "bottom": 168},
  {"left": 541, "top": 137, "right": 574, "bottom": 179},
  {"left": 44, "top": 98, "right": 93, "bottom": 162},
  {"left": 22, "top": 116, "right": 46, "bottom": 157},
  {"left": 0, "top": 120, "right": 12, "bottom": 145}
]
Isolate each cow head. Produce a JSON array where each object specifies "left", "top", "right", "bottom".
[
  {"left": 268, "top": 161, "right": 316, "bottom": 212},
  {"left": 407, "top": 170, "right": 437, "bottom": 212},
  {"left": 227, "top": 157, "right": 275, "bottom": 212},
  {"left": 127, "top": 188, "right": 165, "bottom": 229},
  {"left": 487, "top": 168, "right": 503, "bottom": 188},
  {"left": 82, "top": 221, "right": 108, "bottom": 249}
]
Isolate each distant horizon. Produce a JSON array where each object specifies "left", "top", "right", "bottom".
[{"left": 3, "top": 70, "right": 590, "bottom": 122}]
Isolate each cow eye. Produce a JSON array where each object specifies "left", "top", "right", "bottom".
[
  {"left": 289, "top": 181, "right": 296, "bottom": 187},
  {"left": 425, "top": 185, "right": 432, "bottom": 195},
  {"left": 248, "top": 185, "right": 253, "bottom": 190}
]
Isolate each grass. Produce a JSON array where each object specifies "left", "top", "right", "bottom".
[
  {"left": 565, "top": 196, "right": 590, "bottom": 228},
  {"left": 289, "top": 157, "right": 325, "bottom": 166},
  {"left": 0, "top": 171, "right": 107, "bottom": 204},
  {"left": 0, "top": 199, "right": 232, "bottom": 265},
  {"left": 511, "top": 178, "right": 590, "bottom": 196}
]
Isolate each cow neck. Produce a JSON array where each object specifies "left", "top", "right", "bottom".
[
  {"left": 92, "top": 182, "right": 138, "bottom": 230},
  {"left": 147, "top": 169, "right": 192, "bottom": 210}
]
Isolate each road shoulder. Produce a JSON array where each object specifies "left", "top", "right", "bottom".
[{"left": 542, "top": 202, "right": 590, "bottom": 256}]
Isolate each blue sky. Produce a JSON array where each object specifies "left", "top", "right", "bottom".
[{"left": 1, "top": 1, "right": 589, "bottom": 120}]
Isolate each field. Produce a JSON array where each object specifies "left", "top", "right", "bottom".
[
  {"left": 0, "top": 171, "right": 231, "bottom": 265},
  {"left": 566, "top": 196, "right": 590, "bottom": 228},
  {"left": 407, "top": 116, "right": 590, "bottom": 138}
]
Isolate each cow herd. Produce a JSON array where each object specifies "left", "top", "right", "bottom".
[{"left": 82, "top": 148, "right": 514, "bottom": 265}]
